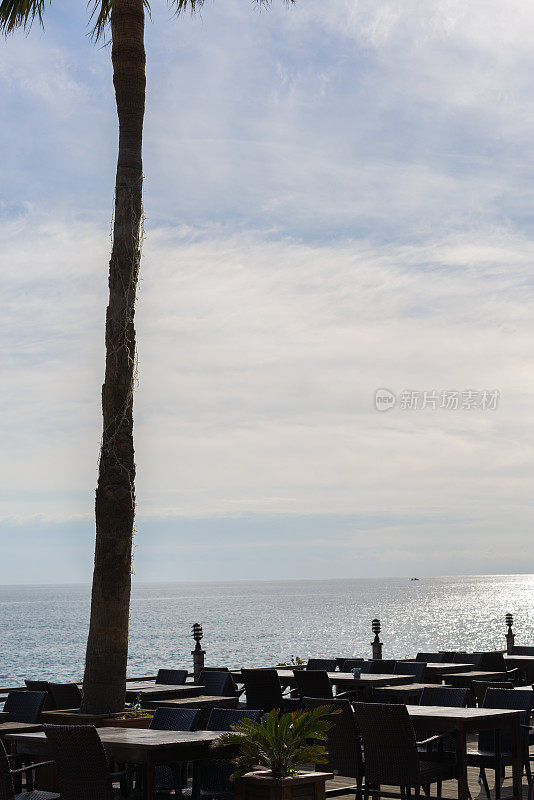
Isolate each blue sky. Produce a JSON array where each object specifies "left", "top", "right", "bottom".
[{"left": 1, "top": 0, "right": 534, "bottom": 582}]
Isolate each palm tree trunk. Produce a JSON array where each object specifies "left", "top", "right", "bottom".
[{"left": 81, "top": 0, "right": 146, "bottom": 715}]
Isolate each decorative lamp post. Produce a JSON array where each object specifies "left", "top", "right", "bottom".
[
  {"left": 371, "top": 618, "right": 383, "bottom": 660},
  {"left": 505, "top": 613, "right": 515, "bottom": 655},
  {"left": 191, "top": 622, "right": 205, "bottom": 680}
]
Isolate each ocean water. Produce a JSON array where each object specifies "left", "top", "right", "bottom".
[{"left": 1, "top": 574, "right": 533, "bottom": 687}]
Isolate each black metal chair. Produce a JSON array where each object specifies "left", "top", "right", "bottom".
[
  {"left": 415, "top": 653, "right": 445, "bottom": 663},
  {"left": 48, "top": 684, "right": 81, "bottom": 710},
  {"left": 303, "top": 697, "right": 364, "bottom": 800},
  {"left": 0, "top": 738, "right": 58, "bottom": 800},
  {"left": 3, "top": 692, "right": 47, "bottom": 723},
  {"left": 466, "top": 687, "right": 534, "bottom": 799},
  {"left": 24, "top": 683, "right": 55, "bottom": 712},
  {"left": 189, "top": 708, "right": 263, "bottom": 800},
  {"left": 43, "top": 724, "right": 130, "bottom": 800},
  {"left": 341, "top": 659, "right": 366, "bottom": 673},
  {"left": 156, "top": 669, "right": 188, "bottom": 686},
  {"left": 353, "top": 703, "right": 456, "bottom": 800},
  {"left": 241, "top": 669, "right": 288, "bottom": 713},
  {"left": 419, "top": 687, "right": 469, "bottom": 707},
  {"left": 306, "top": 659, "right": 337, "bottom": 672},
  {"left": 394, "top": 662, "right": 427, "bottom": 682},
  {"left": 197, "top": 671, "right": 237, "bottom": 698},
  {"left": 149, "top": 707, "right": 202, "bottom": 796}
]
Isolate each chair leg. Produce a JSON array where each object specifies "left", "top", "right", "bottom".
[
  {"left": 480, "top": 768, "right": 490, "bottom": 799},
  {"left": 525, "top": 755, "right": 532, "bottom": 786},
  {"left": 495, "top": 766, "right": 501, "bottom": 800},
  {"left": 356, "top": 778, "right": 363, "bottom": 800}
]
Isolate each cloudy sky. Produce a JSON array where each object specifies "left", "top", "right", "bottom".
[{"left": 1, "top": 0, "right": 534, "bottom": 583}]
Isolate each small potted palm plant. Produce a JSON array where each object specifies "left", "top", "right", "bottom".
[{"left": 214, "top": 706, "right": 334, "bottom": 800}]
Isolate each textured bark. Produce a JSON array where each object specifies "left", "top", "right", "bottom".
[{"left": 81, "top": 0, "right": 146, "bottom": 714}]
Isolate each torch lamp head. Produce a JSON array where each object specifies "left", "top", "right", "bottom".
[
  {"left": 372, "top": 618, "right": 381, "bottom": 636},
  {"left": 192, "top": 622, "right": 203, "bottom": 650},
  {"left": 505, "top": 613, "right": 514, "bottom": 629}
]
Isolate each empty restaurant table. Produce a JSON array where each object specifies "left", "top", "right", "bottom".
[
  {"left": 6, "top": 726, "right": 237, "bottom": 800},
  {"left": 405, "top": 704, "right": 523, "bottom": 800},
  {"left": 124, "top": 683, "right": 204, "bottom": 701}
]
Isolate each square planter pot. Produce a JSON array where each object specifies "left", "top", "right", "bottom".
[
  {"left": 235, "top": 770, "right": 333, "bottom": 800},
  {"left": 40, "top": 710, "right": 152, "bottom": 727}
]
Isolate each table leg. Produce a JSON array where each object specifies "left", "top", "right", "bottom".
[
  {"left": 145, "top": 764, "right": 155, "bottom": 800},
  {"left": 455, "top": 729, "right": 469, "bottom": 800},
  {"left": 510, "top": 717, "right": 522, "bottom": 800}
]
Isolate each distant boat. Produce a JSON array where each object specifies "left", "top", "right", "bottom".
[{"left": 410, "top": 577, "right": 420, "bottom": 581}]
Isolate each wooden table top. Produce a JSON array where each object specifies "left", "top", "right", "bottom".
[
  {"left": 406, "top": 704, "right": 522, "bottom": 731},
  {"left": 374, "top": 683, "right": 442, "bottom": 693},
  {"left": 143, "top": 695, "right": 238, "bottom": 710},
  {"left": 6, "top": 727, "right": 232, "bottom": 761},
  {"left": 233, "top": 669, "right": 413, "bottom": 688},
  {"left": 504, "top": 654, "right": 534, "bottom": 662},
  {"left": 0, "top": 721, "right": 42, "bottom": 737},
  {"left": 125, "top": 684, "right": 204, "bottom": 699},
  {"left": 422, "top": 663, "right": 474, "bottom": 673},
  {"left": 446, "top": 670, "right": 507, "bottom": 680}
]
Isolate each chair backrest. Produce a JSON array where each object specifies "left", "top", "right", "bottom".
[
  {"left": 361, "top": 659, "right": 396, "bottom": 674},
  {"left": 294, "top": 670, "right": 333, "bottom": 700},
  {"left": 471, "top": 681, "right": 514, "bottom": 708},
  {"left": 0, "top": 739, "right": 15, "bottom": 800},
  {"left": 198, "top": 670, "right": 237, "bottom": 697},
  {"left": 303, "top": 697, "right": 363, "bottom": 780},
  {"left": 415, "top": 653, "right": 444, "bottom": 663},
  {"left": 24, "top": 680, "right": 55, "bottom": 711},
  {"left": 419, "top": 687, "right": 469, "bottom": 707},
  {"left": 352, "top": 703, "right": 420, "bottom": 786},
  {"left": 241, "top": 669, "right": 284, "bottom": 713},
  {"left": 476, "top": 651, "right": 506, "bottom": 672},
  {"left": 43, "top": 724, "right": 113, "bottom": 800},
  {"left": 394, "top": 662, "right": 426, "bottom": 682},
  {"left": 4, "top": 690, "right": 47, "bottom": 723},
  {"left": 479, "top": 688, "right": 534, "bottom": 751},
  {"left": 195, "top": 709, "right": 263, "bottom": 797},
  {"left": 48, "top": 683, "right": 82, "bottom": 710},
  {"left": 156, "top": 669, "right": 188, "bottom": 686},
  {"left": 150, "top": 706, "right": 201, "bottom": 731},
  {"left": 340, "top": 659, "right": 365, "bottom": 672},
  {"left": 509, "top": 646, "right": 534, "bottom": 656},
  {"left": 306, "top": 659, "right": 336, "bottom": 672},
  {"left": 452, "top": 652, "right": 482, "bottom": 668}
]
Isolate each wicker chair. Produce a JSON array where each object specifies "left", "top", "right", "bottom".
[
  {"left": 0, "top": 738, "right": 58, "bottom": 800},
  {"left": 509, "top": 646, "right": 534, "bottom": 655},
  {"left": 43, "top": 724, "right": 130, "bottom": 800},
  {"left": 303, "top": 698, "right": 364, "bottom": 800},
  {"left": 149, "top": 707, "right": 202, "bottom": 796},
  {"left": 3, "top": 692, "right": 47, "bottom": 723},
  {"left": 419, "top": 687, "right": 469, "bottom": 707},
  {"left": 475, "top": 652, "right": 520, "bottom": 684},
  {"left": 24, "top": 683, "right": 55, "bottom": 712},
  {"left": 393, "top": 662, "right": 427, "bottom": 682},
  {"left": 353, "top": 703, "right": 456, "bottom": 799},
  {"left": 452, "top": 652, "right": 482, "bottom": 668},
  {"left": 156, "top": 669, "right": 188, "bottom": 686},
  {"left": 306, "top": 659, "right": 337, "bottom": 672},
  {"left": 294, "top": 670, "right": 360, "bottom": 702},
  {"left": 360, "top": 660, "right": 396, "bottom": 674},
  {"left": 48, "top": 684, "right": 81, "bottom": 710},
  {"left": 197, "top": 671, "right": 237, "bottom": 698},
  {"left": 466, "top": 688, "right": 534, "bottom": 799},
  {"left": 415, "top": 653, "right": 445, "bottom": 663},
  {"left": 341, "top": 660, "right": 366, "bottom": 672},
  {"left": 189, "top": 709, "right": 263, "bottom": 800},
  {"left": 241, "top": 669, "right": 287, "bottom": 713},
  {"left": 471, "top": 681, "right": 514, "bottom": 708}
]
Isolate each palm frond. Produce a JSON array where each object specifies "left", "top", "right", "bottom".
[
  {"left": 0, "top": 0, "right": 47, "bottom": 34},
  {"left": 88, "top": 0, "right": 151, "bottom": 42},
  {"left": 170, "top": 0, "right": 294, "bottom": 16}
]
